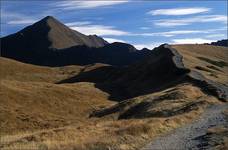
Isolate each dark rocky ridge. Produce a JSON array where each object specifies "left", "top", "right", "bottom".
[
  {"left": 1, "top": 16, "right": 150, "bottom": 66},
  {"left": 187, "top": 71, "right": 228, "bottom": 101}
]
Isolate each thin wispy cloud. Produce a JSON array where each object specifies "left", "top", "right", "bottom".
[
  {"left": 67, "top": 22, "right": 130, "bottom": 36},
  {"left": 140, "top": 30, "right": 206, "bottom": 37},
  {"left": 134, "top": 42, "right": 163, "bottom": 50},
  {"left": 2, "top": 9, "right": 38, "bottom": 25},
  {"left": 154, "top": 15, "right": 227, "bottom": 27},
  {"left": 148, "top": 7, "right": 210, "bottom": 16},
  {"left": 55, "top": 1, "right": 128, "bottom": 10},
  {"left": 104, "top": 38, "right": 126, "bottom": 43},
  {"left": 206, "top": 34, "right": 226, "bottom": 38},
  {"left": 139, "top": 28, "right": 227, "bottom": 37},
  {"left": 66, "top": 20, "right": 226, "bottom": 38},
  {"left": 140, "top": 27, "right": 150, "bottom": 30},
  {"left": 7, "top": 19, "right": 37, "bottom": 25},
  {"left": 65, "top": 21, "right": 92, "bottom": 26},
  {"left": 172, "top": 38, "right": 213, "bottom": 44}
]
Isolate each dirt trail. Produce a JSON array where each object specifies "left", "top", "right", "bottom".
[{"left": 142, "top": 104, "right": 228, "bottom": 150}]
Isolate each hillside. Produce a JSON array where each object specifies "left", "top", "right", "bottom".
[
  {"left": 172, "top": 44, "right": 228, "bottom": 85},
  {"left": 1, "top": 16, "right": 151, "bottom": 66},
  {"left": 1, "top": 43, "right": 227, "bottom": 150},
  {"left": 0, "top": 57, "right": 114, "bottom": 134}
]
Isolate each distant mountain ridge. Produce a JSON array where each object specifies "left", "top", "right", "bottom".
[
  {"left": 210, "top": 39, "right": 228, "bottom": 47},
  {"left": 1, "top": 16, "right": 150, "bottom": 66}
]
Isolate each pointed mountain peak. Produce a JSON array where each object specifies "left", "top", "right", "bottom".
[
  {"left": 34, "top": 16, "right": 62, "bottom": 27},
  {"left": 12, "top": 16, "right": 108, "bottom": 50},
  {"left": 43, "top": 16, "right": 55, "bottom": 20},
  {"left": 39, "top": 16, "right": 58, "bottom": 22},
  {"left": 19, "top": 16, "right": 62, "bottom": 33}
]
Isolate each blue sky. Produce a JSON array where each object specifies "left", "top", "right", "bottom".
[{"left": 1, "top": 0, "right": 227, "bottom": 49}]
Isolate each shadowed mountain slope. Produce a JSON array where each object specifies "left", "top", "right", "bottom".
[{"left": 1, "top": 16, "right": 151, "bottom": 66}]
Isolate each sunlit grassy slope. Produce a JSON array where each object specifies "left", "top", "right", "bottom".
[
  {"left": 172, "top": 44, "right": 228, "bottom": 84},
  {"left": 0, "top": 57, "right": 114, "bottom": 134}
]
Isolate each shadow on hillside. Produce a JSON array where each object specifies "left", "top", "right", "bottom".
[
  {"left": 57, "top": 66, "right": 127, "bottom": 101},
  {"left": 57, "top": 65, "right": 188, "bottom": 102}
]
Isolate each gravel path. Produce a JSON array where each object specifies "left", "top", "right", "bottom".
[{"left": 142, "top": 104, "right": 228, "bottom": 150}]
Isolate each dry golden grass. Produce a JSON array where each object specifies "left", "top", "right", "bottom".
[
  {"left": 0, "top": 109, "right": 204, "bottom": 150},
  {"left": 0, "top": 80, "right": 113, "bottom": 134},
  {"left": 0, "top": 57, "right": 81, "bottom": 83},
  {"left": 0, "top": 80, "right": 220, "bottom": 150},
  {"left": 0, "top": 58, "right": 114, "bottom": 135},
  {"left": 0, "top": 57, "right": 109, "bottom": 83}
]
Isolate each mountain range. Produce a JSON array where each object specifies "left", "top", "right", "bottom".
[{"left": 1, "top": 16, "right": 150, "bottom": 66}]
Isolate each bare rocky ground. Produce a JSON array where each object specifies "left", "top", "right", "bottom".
[{"left": 142, "top": 104, "right": 228, "bottom": 150}]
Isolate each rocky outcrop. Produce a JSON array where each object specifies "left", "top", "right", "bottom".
[
  {"left": 187, "top": 71, "right": 228, "bottom": 101},
  {"left": 160, "top": 44, "right": 228, "bottom": 101}
]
